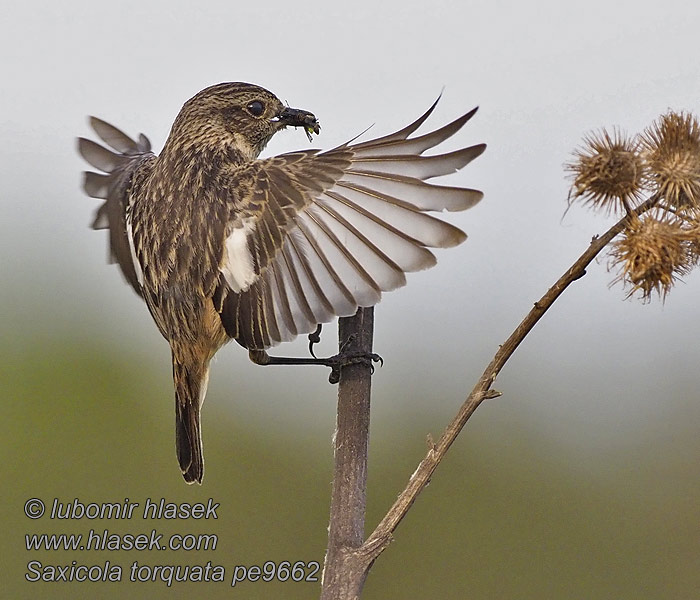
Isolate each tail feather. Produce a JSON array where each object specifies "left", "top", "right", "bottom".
[{"left": 173, "top": 357, "right": 210, "bottom": 484}]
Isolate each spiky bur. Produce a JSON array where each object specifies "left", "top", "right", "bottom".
[
  {"left": 608, "top": 215, "right": 700, "bottom": 301},
  {"left": 566, "top": 110, "right": 700, "bottom": 302},
  {"left": 566, "top": 129, "right": 645, "bottom": 214},
  {"left": 639, "top": 111, "right": 700, "bottom": 212}
]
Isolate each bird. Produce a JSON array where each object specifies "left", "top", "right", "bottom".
[{"left": 78, "top": 82, "right": 485, "bottom": 484}]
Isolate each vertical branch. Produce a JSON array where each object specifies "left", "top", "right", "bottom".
[{"left": 321, "top": 307, "right": 374, "bottom": 600}]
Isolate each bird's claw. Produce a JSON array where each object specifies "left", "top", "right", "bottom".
[
  {"left": 308, "top": 324, "right": 322, "bottom": 359},
  {"left": 327, "top": 351, "right": 383, "bottom": 384}
]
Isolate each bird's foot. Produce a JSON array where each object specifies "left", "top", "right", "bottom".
[
  {"left": 325, "top": 350, "right": 383, "bottom": 384},
  {"left": 249, "top": 346, "right": 383, "bottom": 384}
]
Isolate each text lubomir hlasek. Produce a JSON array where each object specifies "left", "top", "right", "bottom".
[{"left": 49, "top": 497, "right": 219, "bottom": 519}]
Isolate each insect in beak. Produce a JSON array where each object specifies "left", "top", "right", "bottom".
[{"left": 274, "top": 107, "right": 320, "bottom": 141}]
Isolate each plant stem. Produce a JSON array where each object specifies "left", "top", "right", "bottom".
[
  {"left": 321, "top": 307, "right": 374, "bottom": 600},
  {"left": 319, "top": 194, "right": 659, "bottom": 599},
  {"left": 320, "top": 196, "right": 659, "bottom": 599},
  {"left": 362, "top": 195, "right": 659, "bottom": 559}
]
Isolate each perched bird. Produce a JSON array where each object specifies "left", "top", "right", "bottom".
[{"left": 78, "top": 82, "right": 485, "bottom": 484}]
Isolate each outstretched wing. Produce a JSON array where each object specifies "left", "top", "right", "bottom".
[
  {"left": 217, "top": 101, "right": 485, "bottom": 350},
  {"left": 78, "top": 118, "right": 156, "bottom": 296}
]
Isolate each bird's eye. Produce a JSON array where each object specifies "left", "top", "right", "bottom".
[{"left": 247, "top": 101, "right": 265, "bottom": 117}]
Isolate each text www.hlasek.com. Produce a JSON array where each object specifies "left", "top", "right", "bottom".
[{"left": 26, "top": 529, "right": 217, "bottom": 552}]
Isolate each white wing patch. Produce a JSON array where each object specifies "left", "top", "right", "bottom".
[{"left": 221, "top": 218, "right": 257, "bottom": 292}]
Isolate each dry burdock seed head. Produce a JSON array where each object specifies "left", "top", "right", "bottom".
[
  {"left": 639, "top": 111, "right": 700, "bottom": 212},
  {"left": 566, "top": 129, "right": 645, "bottom": 214},
  {"left": 609, "top": 215, "right": 698, "bottom": 301},
  {"left": 686, "top": 215, "right": 700, "bottom": 265}
]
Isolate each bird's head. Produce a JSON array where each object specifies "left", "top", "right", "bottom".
[{"left": 166, "top": 82, "right": 320, "bottom": 162}]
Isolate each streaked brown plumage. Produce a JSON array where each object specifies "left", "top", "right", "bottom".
[{"left": 78, "top": 82, "right": 485, "bottom": 484}]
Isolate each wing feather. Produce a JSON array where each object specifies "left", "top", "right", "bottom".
[
  {"left": 338, "top": 173, "right": 482, "bottom": 212},
  {"left": 324, "top": 186, "right": 466, "bottom": 248},
  {"left": 319, "top": 190, "right": 437, "bottom": 271},
  {"left": 77, "top": 118, "right": 155, "bottom": 296},
  {"left": 219, "top": 101, "right": 485, "bottom": 349},
  {"left": 279, "top": 245, "right": 318, "bottom": 328},
  {"left": 343, "top": 95, "right": 441, "bottom": 149},
  {"left": 349, "top": 107, "right": 479, "bottom": 157},
  {"left": 89, "top": 116, "right": 142, "bottom": 154},
  {"left": 349, "top": 144, "right": 486, "bottom": 180},
  {"left": 285, "top": 233, "right": 336, "bottom": 321}
]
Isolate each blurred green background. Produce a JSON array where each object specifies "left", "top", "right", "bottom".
[
  {"left": 2, "top": 1, "right": 700, "bottom": 598},
  {"left": 4, "top": 321, "right": 700, "bottom": 599}
]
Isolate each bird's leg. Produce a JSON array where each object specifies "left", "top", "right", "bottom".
[
  {"left": 308, "top": 323, "right": 322, "bottom": 358},
  {"left": 249, "top": 345, "right": 383, "bottom": 384}
]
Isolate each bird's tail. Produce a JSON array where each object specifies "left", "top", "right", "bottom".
[{"left": 172, "top": 354, "right": 210, "bottom": 485}]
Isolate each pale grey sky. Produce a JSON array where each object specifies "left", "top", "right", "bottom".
[{"left": 2, "top": 0, "right": 700, "bottom": 455}]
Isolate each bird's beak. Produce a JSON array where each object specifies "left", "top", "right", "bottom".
[{"left": 273, "top": 107, "right": 320, "bottom": 141}]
